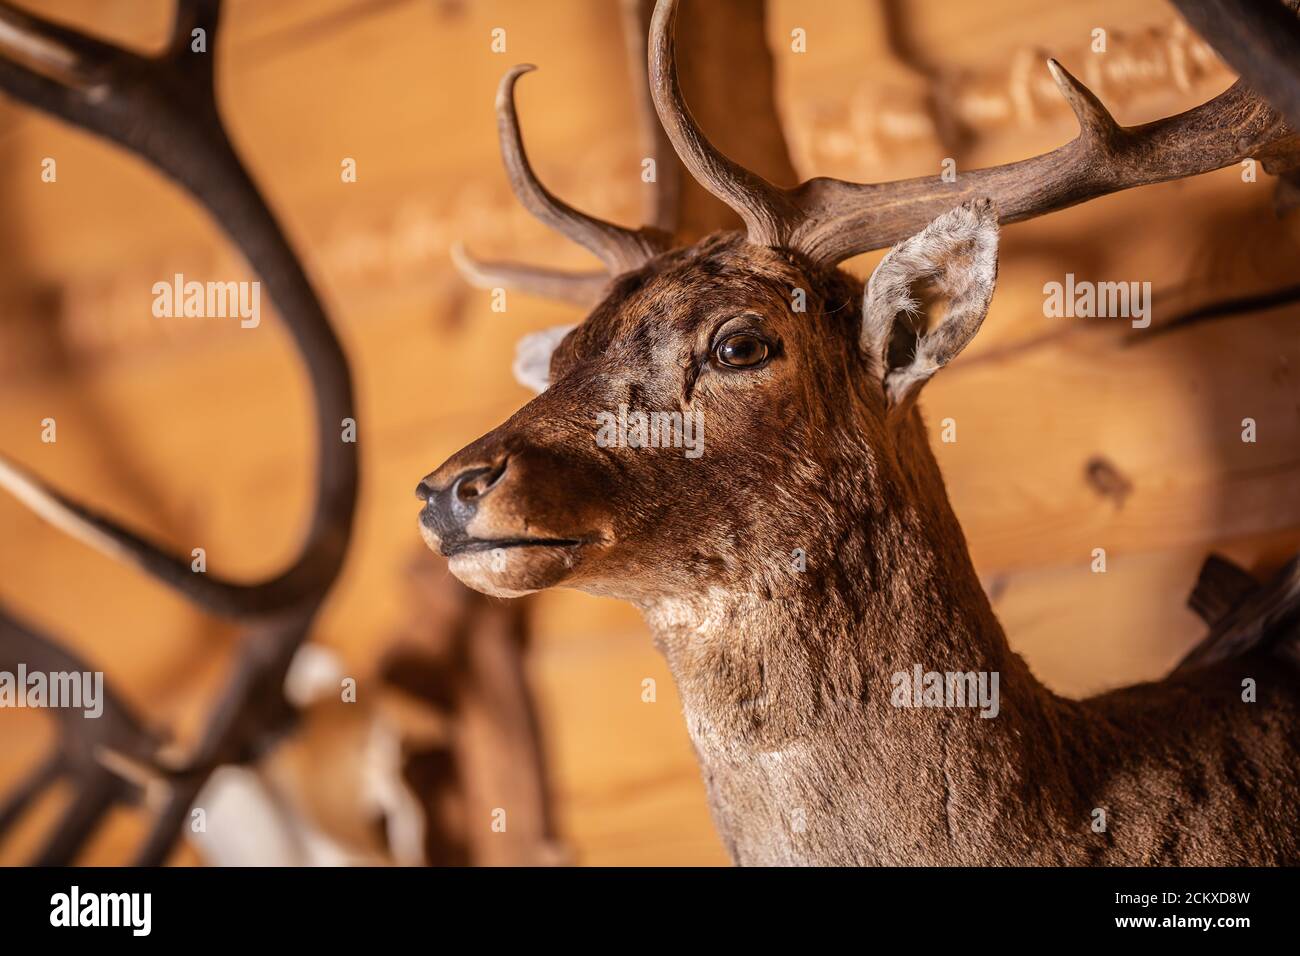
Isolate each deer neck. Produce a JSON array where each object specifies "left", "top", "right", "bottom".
[{"left": 639, "top": 415, "right": 1065, "bottom": 865}]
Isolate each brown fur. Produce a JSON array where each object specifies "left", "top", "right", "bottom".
[{"left": 418, "top": 227, "right": 1300, "bottom": 866}]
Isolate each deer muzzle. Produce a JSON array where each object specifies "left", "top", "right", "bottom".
[{"left": 415, "top": 441, "right": 599, "bottom": 598}]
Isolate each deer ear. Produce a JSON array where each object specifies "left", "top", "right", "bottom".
[
  {"left": 512, "top": 323, "right": 576, "bottom": 393},
  {"left": 861, "top": 199, "right": 999, "bottom": 410}
]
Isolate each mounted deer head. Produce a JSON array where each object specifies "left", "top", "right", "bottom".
[
  {"left": 423, "top": 0, "right": 1292, "bottom": 604},
  {"left": 420, "top": 198, "right": 997, "bottom": 602},
  {"left": 426, "top": 0, "right": 1300, "bottom": 866}
]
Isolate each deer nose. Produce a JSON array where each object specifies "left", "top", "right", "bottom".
[
  {"left": 451, "top": 461, "right": 508, "bottom": 502},
  {"left": 416, "top": 460, "right": 509, "bottom": 537}
]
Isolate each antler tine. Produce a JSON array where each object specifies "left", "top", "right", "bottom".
[
  {"left": 0, "top": 455, "right": 334, "bottom": 618},
  {"left": 647, "top": 0, "right": 799, "bottom": 246},
  {"left": 450, "top": 242, "right": 610, "bottom": 307},
  {"left": 449, "top": 4, "right": 684, "bottom": 307},
  {"left": 0, "top": 1, "right": 120, "bottom": 91},
  {"left": 0, "top": 0, "right": 357, "bottom": 620},
  {"left": 496, "top": 64, "right": 667, "bottom": 274},
  {"left": 0, "top": 608, "right": 161, "bottom": 765},
  {"left": 1045, "top": 58, "right": 1122, "bottom": 144}
]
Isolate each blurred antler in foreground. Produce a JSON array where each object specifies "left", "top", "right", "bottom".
[
  {"left": 0, "top": 0, "right": 355, "bottom": 864},
  {"left": 0, "top": 0, "right": 558, "bottom": 866},
  {"left": 0, "top": 605, "right": 164, "bottom": 862},
  {"left": 0, "top": 0, "right": 355, "bottom": 618}
]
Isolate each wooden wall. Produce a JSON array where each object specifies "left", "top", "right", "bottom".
[{"left": 0, "top": 0, "right": 1297, "bottom": 865}]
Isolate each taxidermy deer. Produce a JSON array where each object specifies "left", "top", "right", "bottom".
[{"left": 423, "top": 0, "right": 1300, "bottom": 866}]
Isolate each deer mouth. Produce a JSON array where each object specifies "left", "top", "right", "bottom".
[
  {"left": 432, "top": 529, "right": 595, "bottom": 599},
  {"left": 439, "top": 535, "right": 586, "bottom": 558}
]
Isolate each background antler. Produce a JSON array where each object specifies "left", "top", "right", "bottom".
[
  {"left": 1172, "top": 0, "right": 1300, "bottom": 132},
  {"left": 649, "top": 0, "right": 1300, "bottom": 266},
  {"left": 0, "top": 0, "right": 356, "bottom": 620},
  {"left": 0, "top": 0, "right": 356, "bottom": 864},
  {"left": 0, "top": 603, "right": 164, "bottom": 864}
]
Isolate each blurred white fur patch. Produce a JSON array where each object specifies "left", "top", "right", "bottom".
[
  {"left": 283, "top": 643, "right": 344, "bottom": 708},
  {"left": 513, "top": 324, "right": 575, "bottom": 393}
]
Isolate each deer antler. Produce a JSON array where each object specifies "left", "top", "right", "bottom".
[
  {"left": 496, "top": 65, "right": 669, "bottom": 274},
  {"left": 0, "top": 602, "right": 166, "bottom": 864},
  {"left": 452, "top": 62, "right": 672, "bottom": 306},
  {"left": 0, "top": 0, "right": 359, "bottom": 864},
  {"left": 0, "top": 0, "right": 357, "bottom": 620},
  {"left": 450, "top": 243, "right": 611, "bottom": 307},
  {"left": 452, "top": 0, "right": 695, "bottom": 307},
  {"left": 462, "top": 0, "right": 1300, "bottom": 302},
  {"left": 456, "top": 0, "right": 804, "bottom": 306},
  {"left": 0, "top": 0, "right": 561, "bottom": 870},
  {"left": 649, "top": 0, "right": 1300, "bottom": 266}
]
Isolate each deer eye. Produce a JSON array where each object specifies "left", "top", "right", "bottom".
[{"left": 713, "top": 332, "right": 770, "bottom": 369}]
